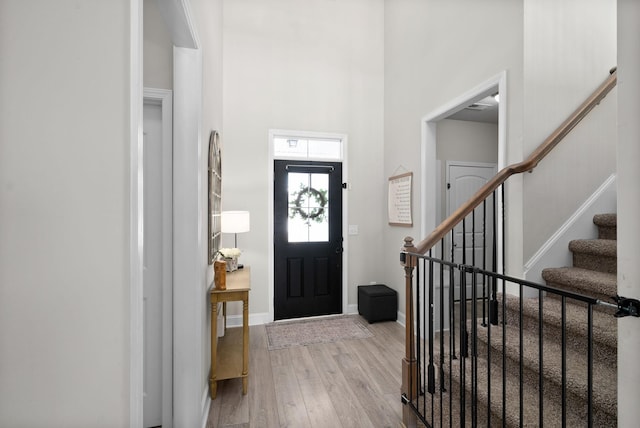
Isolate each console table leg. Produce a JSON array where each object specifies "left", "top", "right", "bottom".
[
  {"left": 210, "top": 301, "right": 218, "bottom": 399},
  {"left": 242, "top": 297, "right": 249, "bottom": 395}
]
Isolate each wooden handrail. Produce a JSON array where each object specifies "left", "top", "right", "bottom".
[{"left": 411, "top": 69, "right": 617, "bottom": 255}]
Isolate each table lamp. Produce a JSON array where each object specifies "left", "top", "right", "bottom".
[{"left": 221, "top": 210, "right": 250, "bottom": 248}]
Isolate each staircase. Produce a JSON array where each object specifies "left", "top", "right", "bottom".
[
  {"left": 435, "top": 213, "right": 618, "bottom": 427},
  {"left": 538, "top": 213, "right": 618, "bottom": 425}
]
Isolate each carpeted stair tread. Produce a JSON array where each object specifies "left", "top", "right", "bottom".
[
  {"left": 593, "top": 213, "right": 617, "bottom": 240},
  {"left": 593, "top": 213, "right": 617, "bottom": 228},
  {"left": 442, "top": 349, "right": 587, "bottom": 427},
  {"left": 499, "top": 292, "right": 617, "bottom": 350},
  {"left": 473, "top": 318, "right": 617, "bottom": 417},
  {"left": 569, "top": 239, "right": 617, "bottom": 257},
  {"left": 569, "top": 239, "right": 617, "bottom": 274},
  {"left": 541, "top": 267, "right": 617, "bottom": 301}
]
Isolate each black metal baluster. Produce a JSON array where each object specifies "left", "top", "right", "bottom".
[
  {"left": 587, "top": 305, "right": 594, "bottom": 428},
  {"left": 482, "top": 200, "right": 487, "bottom": 327},
  {"left": 459, "top": 267, "right": 467, "bottom": 427},
  {"left": 439, "top": 241, "right": 445, "bottom": 428},
  {"left": 428, "top": 255, "right": 435, "bottom": 395},
  {"left": 561, "top": 296, "right": 567, "bottom": 428},
  {"left": 502, "top": 276, "right": 507, "bottom": 426},
  {"left": 519, "top": 284, "right": 524, "bottom": 427},
  {"left": 490, "top": 190, "right": 498, "bottom": 326},
  {"left": 471, "top": 269, "right": 478, "bottom": 427},
  {"left": 538, "top": 289, "right": 544, "bottom": 428}
]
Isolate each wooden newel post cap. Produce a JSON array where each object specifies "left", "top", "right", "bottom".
[{"left": 401, "top": 236, "right": 417, "bottom": 268}]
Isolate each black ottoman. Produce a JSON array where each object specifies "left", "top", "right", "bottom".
[{"left": 358, "top": 284, "right": 397, "bottom": 323}]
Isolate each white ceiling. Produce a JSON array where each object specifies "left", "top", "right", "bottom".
[{"left": 447, "top": 95, "right": 498, "bottom": 124}]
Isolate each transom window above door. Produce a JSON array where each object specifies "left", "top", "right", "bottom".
[{"left": 273, "top": 136, "right": 342, "bottom": 160}]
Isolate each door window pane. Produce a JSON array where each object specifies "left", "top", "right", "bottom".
[
  {"left": 288, "top": 172, "right": 329, "bottom": 242},
  {"left": 274, "top": 137, "right": 341, "bottom": 160}
]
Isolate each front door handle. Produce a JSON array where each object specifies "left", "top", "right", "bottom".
[{"left": 335, "top": 247, "right": 343, "bottom": 254}]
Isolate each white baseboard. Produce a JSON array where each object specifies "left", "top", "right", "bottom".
[
  {"left": 397, "top": 311, "right": 406, "bottom": 327},
  {"left": 347, "top": 303, "right": 358, "bottom": 315},
  {"left": 200, "top": 387, "right": 210, "bottom": 428},
  {"left": 225, "top": 311, "right": 270, "bottom": 327},
  {"left": 524, "top": 174, "right": 616, "bottom": 285}
]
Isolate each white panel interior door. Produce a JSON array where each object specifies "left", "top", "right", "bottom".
[
  {"left": 447, "top": 162, "right": 497, "bottom": 300},
  {"left": 143, "top": 103, "right": 163, "bottom": 428}
]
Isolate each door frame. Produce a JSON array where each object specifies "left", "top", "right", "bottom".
[
  {"left": 268, "top": 129, "right": 349, "bottom": 322},
  {"left": 143, "top": 88, "right": 173, "bottom": 427},
  {"left": 131, "top": 0, "right": 200, "bottom": 426},
  {"left": 421, "top": 71, "right": 507, "bottom": 275}
]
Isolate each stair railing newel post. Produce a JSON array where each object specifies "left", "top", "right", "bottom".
[{"left": 401, "top": 236, "right": 418, "bottom": 428}]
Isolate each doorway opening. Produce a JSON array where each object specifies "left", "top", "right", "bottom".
[
  {"left": 143, "top": 88, "right": 173, "bottom": 428},
  {"left": 268, "top": 130, "right": 348, "bottom": 322},
  {"left": 421, "top": 71, "right": 506, "bottom": 271}
]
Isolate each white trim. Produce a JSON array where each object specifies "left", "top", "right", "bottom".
[
  {"left": 143, "top": 88, "right": 174, "bottom": 428},
  {"left": 225, "top": 312, "right": 272, "bottom": 327},
  {"left": 173, "top": 45, "right": 204, "bottom": 428},
  {"left": 421, "top": 71, "right": 507, "bottom": 273},
  {"left": 200, "top": 387, "right": 211, "bottom": 428},
  {"left": 524, "top": 174, "right": 617, "bottom": 285},
  {"left": 268, "top": 129, "right": 349, "bottom": 322},
  {"left": 397, "top": 311, "right": 406, "bottom": 328},
  {"left": 129, "top": 0, "right": 144, "bottom": 426},
  {"left": 347, "top": 303, "right": 358, "bottom": 315},
  {"left": 156, "top": 0, "right": 199, "bottom": 49}
]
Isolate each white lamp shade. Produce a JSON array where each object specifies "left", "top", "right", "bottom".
[{"left": 221, "top": 211, "right": 250, "bottom": 234}]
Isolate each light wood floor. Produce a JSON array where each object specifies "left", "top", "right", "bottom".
[{"left": 206, "top": 316, "right": 406, "bottom": 428}]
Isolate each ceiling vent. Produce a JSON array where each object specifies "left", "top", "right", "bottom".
[{"left": 465, "top": 102, "right": 492, "bottom": 111}]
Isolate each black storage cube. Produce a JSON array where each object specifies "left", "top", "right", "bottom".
[{"left": 358, "top": 284, "right": 397, "bottom": 323}]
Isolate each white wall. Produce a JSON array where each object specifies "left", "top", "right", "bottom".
[
  {"left": 617, "top": 0, "right": 640, "bottom": 424},
  {"left": 191, "top": 0, "right": 224, "bottom": 420},
  {"left": 0, "top": 1, "right": 130, "bottom": 426},
  {"left": 522, "top": 0, "right": 617, "bottom": 259},
  {"left": 436, "top": 119, "right": 499, "bottom": 222},
  {"left": 144, "top": 0, "right": 173, "bottom": 89},
  {"left": 383, "top": 0, "right": 524, "bottom": 318},
  {"left": 222, "top": 0, "right": 385, "bottom": 318}
]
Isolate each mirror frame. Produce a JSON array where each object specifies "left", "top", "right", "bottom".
[{"left": 208, "top": 130, "right": 222, "bottom": 264}]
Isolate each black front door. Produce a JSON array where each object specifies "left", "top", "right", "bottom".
[{"left": 274, "top": 160, "right": 343, "bottom": 320}]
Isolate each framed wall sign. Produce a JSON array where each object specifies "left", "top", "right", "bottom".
[{"left": 388, "top": 172, "right": 413, "bottom": 226}]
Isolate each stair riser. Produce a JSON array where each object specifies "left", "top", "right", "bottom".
[
  {"left": 501, "top": 306, "right": 617, "bottom": 369},
  {"left": 474, "top": 339, "right": 617, "bottom": 424},
  {"left": 545, "top": 282, "right": 617, "bottom": 306},
  {"left": 573, "top": 253, "right": 617, "bottom": 274},
  {"left": 598, "top": 226, "right": 616, "bottom": 240},
  {"left": 442, "top": 356, "right": 588, "bottom": 427}
]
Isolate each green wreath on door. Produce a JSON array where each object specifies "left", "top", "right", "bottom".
[{"left": 289, "top": 185, "right": 328, "bottom": 224}]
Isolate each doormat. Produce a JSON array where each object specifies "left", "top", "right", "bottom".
[{"left": 265, "top": 315, "right": 373, "bottom": 350}]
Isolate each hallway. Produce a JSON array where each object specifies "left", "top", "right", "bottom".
[{"left": 207, "top": 318, "right": 405, "bottom": 428}]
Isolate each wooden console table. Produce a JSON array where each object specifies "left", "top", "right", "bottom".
[{"left": 209, "top": 267, "right": 251, "bottom": 399}]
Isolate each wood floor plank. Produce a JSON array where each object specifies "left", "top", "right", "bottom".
[
  {"left": 334, "top": 351, "right": 402, "bottom": 428},
  {"left": 206, "top": 390, "right": 222, "bottom": 428},
  {"left": 248, "top": 326, "right": 281, "bottom": 428},
  {"left": 343, "top": 337, "right": 401, "bottom": 395},
  {"left": 306, "top": 343, "right": 375, "bottom": 428},
  {"left": 207, "top": 319, "right": 407, "bottom": 428},
  {"left": 216, "top": 378, "right": 249, "bottom": 427},
  {"left": 271, "top": 347, "right": 312, "bottom": 428},
  {"left": 288, "top": 346, "right": 344, "bottom": 428}
]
